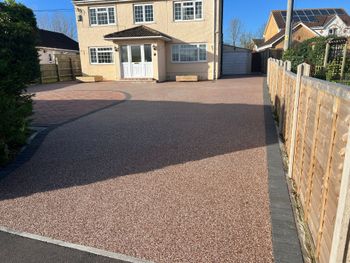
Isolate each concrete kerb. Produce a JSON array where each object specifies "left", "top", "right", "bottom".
[
  {"left": 263, "top": 79, "right": 304, "bottom": 263},
  {"left": 0, "top": 226, "right": 153, "bottom": 263}
]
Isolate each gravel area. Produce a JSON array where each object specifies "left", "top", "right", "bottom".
[{"left": 0, "top": 77, "right": 273, "bottom": 262}]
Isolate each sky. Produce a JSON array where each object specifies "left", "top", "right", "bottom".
[{"left": 11, "top": 0, "right": 350, "bottom": 42}]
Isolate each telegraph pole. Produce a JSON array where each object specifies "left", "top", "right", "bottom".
[{"left": 284, "top": 0, "right": 294, "bottom": 51}]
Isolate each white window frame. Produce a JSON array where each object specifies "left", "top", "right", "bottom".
[
  {"left": 171, "top": 43, "right": 207, "bottom": 63},
  {"left": 89, "top": 47, "right": 115, "bottom": 65},
  {"left": 89, "top": 6, "right": 116, "bottom": 26},
  {"left": 173, "top": 0, "right": 203, "bottom": 22},
  {"left": 134, "top": 4, "right": 154, "bottom": 24}
]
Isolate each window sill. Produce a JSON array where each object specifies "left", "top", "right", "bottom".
[
  {"left": 90, "top": 63, "right": 115, "bottom": 65},
  {"left": 173, "top": 19, "right": 205, "bottom": 23},
  {"left": 134, "top": 21, "right": 155, "bottom": 25},
  {"left": 171, "top": 61, "right": 207, "bottom": 64},
  {"left": 90, "top": 24, "right": 117, "bottom": 27}
]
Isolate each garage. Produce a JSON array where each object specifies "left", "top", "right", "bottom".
[{"left": 222, "top": 45, "right": 252, "bottom": 75}]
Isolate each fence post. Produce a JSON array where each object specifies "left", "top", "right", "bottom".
[
  {"left": 287, "top": 63, "right": 310, "bottom": 178},
  {"left": 323, "top": 42, "right": 330, "bottom": 68},
  {"left": 340, "top": 43, "right": 348, "bottom": 80},
  {"left": 329, "top": 129, "right": 350, "bottom": 263},
  {"left": 69, "top": 58, "right": 75, "bottom": 80},
  {"left": 55, "top": 57, "right": 60, "bottom": 82},
  {"left": 267, "top": 58, "right": 271, "bottom": 86}
]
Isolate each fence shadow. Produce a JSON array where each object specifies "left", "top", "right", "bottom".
[{"left": 0, "top": 99, "right": 277, "bottom": 200}]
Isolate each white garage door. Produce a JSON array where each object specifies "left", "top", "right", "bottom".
[{"left": 222, "top": 51, "right": 252, "bottom": 75}]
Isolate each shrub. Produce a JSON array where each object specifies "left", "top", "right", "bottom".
[
  {"left": 0, "top": 0, "right": 39, "bottom": 166},
  {"left": 282, "top": 37, "right": 329, "bottom": 72}
]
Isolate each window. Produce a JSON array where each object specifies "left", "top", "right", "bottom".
[
  {"left": 328, "top": 28, "right": 338, "bottom": 36},
  {"left": 134, "top": 4, "right": 154, "bottom": 23},
  {"left": 171, "top": 44, "right": 207, "bottom": 62},
  {"left": 89, "top": 7, "right": 116, "bottom": 26},
  {"left": 174, "top": 1, "right": 203, "bottom": 21},
  {"left": 89, "top": 47, "right": 114, "bottom": 64}
]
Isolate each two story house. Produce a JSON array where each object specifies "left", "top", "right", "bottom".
[
  {"left": 254, "top": 8, "right": 350, "bottom": 52},
  {"left": 73, "top": 0, "right": 223, "bottom": 81}
]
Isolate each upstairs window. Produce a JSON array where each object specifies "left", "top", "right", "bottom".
[
  {"left": 89, "top": 7, "right": 116, "bottom": 26},
  {"left": 328, "top": 28, "right": 338, "bottom": 36},
  {"left": 174, "top": 1, "right": 203, "bottom": 21},
  {"left": 134, "top": 4, "right": 154, "bottom": 23}
]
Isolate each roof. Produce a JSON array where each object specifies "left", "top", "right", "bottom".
[
  {"left": 257, "top": 23, "right": 318, "bottom": 51},
  {"left": 38, "top": 29, "right": 79, "bottom": 51},
  {"left": 271, "top": 8, "right": 350, "bottom": 29},
  {"left": 252, "top": 39, "right": 264, "bottom": 47},
  {"left": 223, "top": 44, "right": 252, "bottom": 52},
  {"left": 104, "top": 26, "right": 172, "bottom": 41}
]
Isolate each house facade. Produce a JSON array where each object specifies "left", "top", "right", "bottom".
[
  {"left": 73, "top": 0, "right": 223, "bottom": 81},
  {"left": 254, "top": 8, "right": 350, "bottom": 52},
  {"left": 37, "top": 29, "right": 80, "bottom": 64}
]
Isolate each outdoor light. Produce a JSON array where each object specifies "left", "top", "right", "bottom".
[
  {"left": 114, "top": 45, "right": 119, "bottom": 52},
  {"left": 152, "top": 44, "right": 157, "bottom": 51}
]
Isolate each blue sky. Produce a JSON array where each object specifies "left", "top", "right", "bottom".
[{"left": 13, "top": 0, "right": 350, "bottom": 41}]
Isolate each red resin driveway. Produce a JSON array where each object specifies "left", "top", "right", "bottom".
[{"left": 0, "top": 77, "right": 274, "bottom": 262}]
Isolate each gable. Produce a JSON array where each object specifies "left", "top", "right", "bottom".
[
  {"left": 264, "top": 14, "right": 280, "bottom": 41},
  {"left": 274, "top": 24, "right": 318, "bottom": 49}
]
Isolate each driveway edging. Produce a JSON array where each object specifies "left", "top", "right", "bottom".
[
  {"left": 0, "top": 226, "right": 153, "bottom": 263},
  {"left": 263, "top": 79, "right": 304, "bottom": 263}
]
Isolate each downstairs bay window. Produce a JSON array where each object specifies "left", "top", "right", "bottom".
[{"left": 171, "top": 44, "right": 207, "bottom": 63}]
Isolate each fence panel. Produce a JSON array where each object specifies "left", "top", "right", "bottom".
[
  {"left": 267, "top": 58, "right": 350, "bottom": 263},
  {"left": 40, "top": 54, "right": 82, "bottom": 84}
]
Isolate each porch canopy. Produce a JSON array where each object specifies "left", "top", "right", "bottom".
[{"left": 104, "top": 25, "right": 172, "bottom": 41}]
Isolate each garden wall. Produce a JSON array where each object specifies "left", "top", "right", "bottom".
[{"left": 267, "top": 58, "right": 350, "bottom": 263}]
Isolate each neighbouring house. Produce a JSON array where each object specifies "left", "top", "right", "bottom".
[
  {"left": 254, "top": 8, "right": 350, "bottom": 52},
  {"left": 73, "top": 0, "right": 223, "bottom": 81},
  {"left": 37, "top": 29, "right": 80, "bottom": 64}
]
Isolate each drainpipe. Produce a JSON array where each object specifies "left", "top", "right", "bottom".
[{"left": 213, "top": 0, "right": 217, "bottom": 80}]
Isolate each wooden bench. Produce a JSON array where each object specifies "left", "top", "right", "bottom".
[
  {"left": 76, "top": 76, "right": 103, "bottom": 83},
  {"left": 176, "top": 75, "right": 199, "bottom": 82}
]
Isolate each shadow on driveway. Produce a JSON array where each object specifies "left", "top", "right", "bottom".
[{"left": 0, "top": 99, "right": 276, "bottom": 201}]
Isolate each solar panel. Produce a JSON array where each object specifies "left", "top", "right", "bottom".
[
  {"left": 280, "top": 8, "right": 347, "bottom": 24},
  {"left": 335, "top": 9, "right": 345, "bottom": 15},
  {"left": 320, "top": 9, "right": 329, "bottom": 15}
]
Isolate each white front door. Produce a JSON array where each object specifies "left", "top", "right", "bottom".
[{"left": 121, "top": 44, "right": 153, "bottom": 78}]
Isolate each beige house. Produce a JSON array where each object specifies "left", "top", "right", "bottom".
[{"left": 73, "top": 0, "right": 223, "bottom": 81}]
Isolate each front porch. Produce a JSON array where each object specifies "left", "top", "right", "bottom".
[{"left": 104, "top": 26, "right": 171, "bottom": 82}]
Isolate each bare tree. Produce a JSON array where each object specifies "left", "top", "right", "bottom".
[
  {"left": 228, "top": 18, "right": 242, "bottom": 46},
  {"left": 239, "top": 32, "right": 255, "bottom": 49},
  {"left": 38, "top": 13, "right": 76, "bottom": 40},
  {"left": 256, "top": 23, "right": 266, "bottom": 39}
]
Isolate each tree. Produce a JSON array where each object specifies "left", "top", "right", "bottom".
[
  {"left": 228, "top": 18, "right": 242, "bottom": 46},
  {"left": 38, "top": 13, "right": 76, "bottom": 39},
  {"left": 0, "top": 0, "right": 39, "bottom": 165},
  {"left": 239, "top": 32, "right": 255, "bottom": 49},
  {"left": 256, "top": 23, "right": 266, "bottom": 39}
]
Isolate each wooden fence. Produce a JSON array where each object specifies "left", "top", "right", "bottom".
[
  {"left": 267, "top": 58, "right": 350, "bottom": 263},
  {"left": 40, "top": 54, "right": 82, "bottom": 84}
]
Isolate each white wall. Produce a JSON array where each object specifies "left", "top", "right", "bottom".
[
  {"left": 314, "top": 16, "right": 350, "bottom": 37},
  {"left": 38, "top": 48, "right": 79, "bottom": 64}
]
